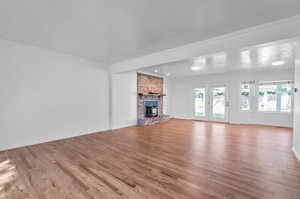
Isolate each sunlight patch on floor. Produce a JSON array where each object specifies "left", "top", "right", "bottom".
[{"left": 0, "top": 159, "right": 17, "bottom": 198}]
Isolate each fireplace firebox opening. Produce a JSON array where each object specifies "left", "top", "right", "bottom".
[{"left": 144, "top": 101, "right": 158, "bottom": 117}]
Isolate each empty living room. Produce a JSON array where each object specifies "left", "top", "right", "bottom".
[{"left": 1, "top": 1, "right": 300, "bottom": 199}]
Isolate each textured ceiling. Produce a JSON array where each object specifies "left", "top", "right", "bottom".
[{"left": 0, "top": 0, "right": 299, "bottom": 64}]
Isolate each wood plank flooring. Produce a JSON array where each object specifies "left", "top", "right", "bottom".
[{"left": 1, "top": 119, "right": 300, "bottom": 199}]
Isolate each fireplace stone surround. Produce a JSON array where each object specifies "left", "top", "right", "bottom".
[{"left": 137, "top": 73, "right": 170, "bottom": 126}]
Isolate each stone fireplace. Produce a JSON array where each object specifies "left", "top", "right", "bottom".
[{"left": 137, "top": 73, "right": 170, "bottom": 126}]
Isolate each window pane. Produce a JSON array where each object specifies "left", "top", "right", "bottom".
[
  {"left": 240, "top": 84, "right": 251, "bottom": 111},
  {"left": 278, "top": 84, "right": 292, "bottom": 112},
  {"left": 212, "top": 87, "right": 225, "bottom": 118},
  {"left": 258, "top": 84, "right": 277, "bottom": 111},
  {"left": 258, "top": 81, "right": 293, "bottom": 112},
  {"left": 194, "top": 88, "right": 205, "bottom": 117}
]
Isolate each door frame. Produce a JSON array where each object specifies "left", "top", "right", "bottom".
[
  {"left": 208, "top": 84, "right": 229, "bottom": 123},
  {"left": 193, "top": 87, "right": 209, "bottom": 121},
  {"left": 193, "top": 84, "right": 230, "bottom": 123}
]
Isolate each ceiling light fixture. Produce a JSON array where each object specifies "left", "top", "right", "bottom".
[
  {"left": 166, "top": 73, "right": 171, "bottom": 76},
  {"left": 272, "top": 61, "right": 285, "bottom": 66},
  {"left": 194, "top": 56, "right": 206, "bottom": 65},
  {"left": 154, "top": 69, "right": 158, "bottom": 73},
  {"left": 191, "top": 65, "right": 201, "bottom": 71}
]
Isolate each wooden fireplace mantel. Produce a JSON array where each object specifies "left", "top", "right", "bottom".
[{"left": 138, "top": 93, "right": 166, "bottom": 97}]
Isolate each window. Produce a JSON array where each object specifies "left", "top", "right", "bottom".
[
  {"left": 194, "top": 88, "right": 206, "bottom": 117},
  {"left": 240, "top": 83, "right": 251, "bottom": 111},
  {"left": 258, "top": 81, "right": 293, "bottom": 112}
]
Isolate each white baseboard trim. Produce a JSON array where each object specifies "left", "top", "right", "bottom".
[
  {"left": 292, "top": 147, "right": 300, "bottom": 163},
  {"left": 171, "top": 116, "right": 292, "bottom": 128},
  {"left": 173, "top": 116, "right": 193, "bottom": 120},
  {"left": 111, "top": 122, "right": 137, "bottom": 130},
  {"left": 0, "top": 127, "right": 111, "bottom": 152}
]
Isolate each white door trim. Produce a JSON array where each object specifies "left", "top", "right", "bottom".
[{"left": 208, "top": 85, "right": 229, "bottom": 123}]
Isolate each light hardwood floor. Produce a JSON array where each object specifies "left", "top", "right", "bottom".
[{"left": 0, "top": 119, "right": 300, "bottom": 199}]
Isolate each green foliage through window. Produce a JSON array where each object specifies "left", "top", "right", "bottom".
[
  {"left": 241, "top": 92, "right": 249, "bottom": 96},
  {"left": 214, "top": 92, "right": 224, "bottom": 96}
]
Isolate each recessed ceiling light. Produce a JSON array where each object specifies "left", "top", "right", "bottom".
[
  {"left": 194, "top": 56, "right": 206, "bottom": 65},
  {"left": 191, "top": 66, "right": 201, "bottom": 71},
  {"left": 240, "top": 50, "right": 251, "bottom": 65},
  {"left": 154, "top": 69, "right": 158, "bottom": 73},
  {"left": 166, "top": 73, "right": 171, "bottom": 76},
  {"left": 272, "top": 61, "right": 285, "bottom": 66},
  {"left": 213, "top": 52, "right": 227, "bottom": 67}
]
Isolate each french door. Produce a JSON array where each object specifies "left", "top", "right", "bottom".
[
  {"left": 209, "top": 86, "right": 229, "bottom": 122},
  {"left": 194, "top": 88, "right": 207, "bottom": 120},
  {"left": 194, "top": 85, "right": 229, "bottom": 122}
]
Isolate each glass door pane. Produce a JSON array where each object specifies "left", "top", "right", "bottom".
[
  {"left": 194, "top": 88, "right": 206, "bottom": 117},
  {"left": 258, "top": 84, "right": 277, "bottom": 112},
  {"left": 212, "top": 87, "right": 225, "bottom": 119}
]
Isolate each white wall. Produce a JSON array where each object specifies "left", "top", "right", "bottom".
[
  {"left": 111, "top": 71, "right": 137, "bottom": 129},
  {"left": 293, "top": 41, "right": 300, "bottom": 161},
  {"left": 0, "top": 39, "right": 110, "bottom": 151},
  {"left": 163, "top": 76, "right": 170, "bottom": 115},
  {"left": 170, "top": 69, "right": 294, "bottom": 128}
]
